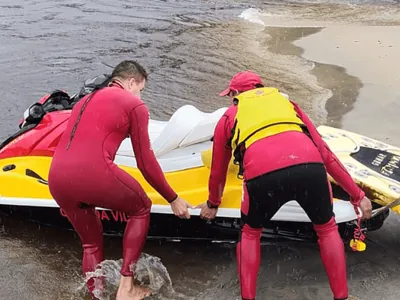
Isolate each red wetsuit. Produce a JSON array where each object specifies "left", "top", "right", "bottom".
[
  {"left": 208, "top": 102, "right": 365, "bottom": 300},
  {"left": 48, "top": 83, "right": 177, "bottom": 297}
]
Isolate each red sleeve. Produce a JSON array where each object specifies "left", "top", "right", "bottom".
[
  {"left": 208, "top": 110, "right": 235, "bottom": 206},
  {"left": 291, "top": 101, "right": 365, "bottom": 204},
  {"left": 129, "top": 104, "right": 178, "bottom": 203}
]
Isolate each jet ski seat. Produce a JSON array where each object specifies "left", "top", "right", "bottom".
[
  {"left": 151, "top": 105, "right": 227, "bottom": 156},
  {"left": 156, "top": 94, "right": 288, "bottom": 152},
  {"left": 179, "top": 106, "right": 228, "bottom": 148},
  {"left": 117, "top": 94, "right": 288, "bottom": 158},
  {"left": 115, "top": 105, "right": 228, "bottom": 172}
]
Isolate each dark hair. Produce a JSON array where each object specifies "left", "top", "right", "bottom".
[{"left": 111, "top": 60, "right": 148, "bottom": 82}]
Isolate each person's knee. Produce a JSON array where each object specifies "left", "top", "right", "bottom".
[
  {"left": 313, "top": 216, "right": 338, "bottom": 236},
  {"left": 241, "top": 216, "right": 264, "bottom": 231},
  {"left": 128, "top": 202, "right": 151, "bottom": 217},
  {"left": 307, "top": 198, "right": 334, "bottom": 226},
  {"left": 242, "top": 224, "right": 263, "bottom": 239},
  {"left": 123, "top": 193, "right": 152, "bottom": 217}
]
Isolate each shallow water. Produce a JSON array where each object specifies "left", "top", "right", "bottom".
[{"left": 1, "top": 0, "right": 400, "bottom": 299}]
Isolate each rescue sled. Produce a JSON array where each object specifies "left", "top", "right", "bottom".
[
  {"left": 318, "top": 126, "right": 400, "bottom": 213},
  {"left": 0, "top": 74, "right": 395, "bottom": 242}
]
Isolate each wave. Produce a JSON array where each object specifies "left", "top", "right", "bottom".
[{"left": 238, "top": 1, "right": 400, "bottom": 27}]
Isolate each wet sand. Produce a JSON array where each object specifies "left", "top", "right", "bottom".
[
  {"left": 295, "top": 25, "right": 400, "bottom": 145},
  {"left": 260, "top": 24, "right": 400, "bottom": 144},
  {"left": 263, "top": 26, "right": 364, "bottom": 129},
  {"left": 3, "top": 212, "right": 400, "bottom": 300}
]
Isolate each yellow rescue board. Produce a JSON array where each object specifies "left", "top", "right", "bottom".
[{"left": 318, "top": 125, "right": 400, "bottom": 213}]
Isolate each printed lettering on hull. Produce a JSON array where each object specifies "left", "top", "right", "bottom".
[
  {"left": 351, "top": 146, "right": 400, "bottom": 182},
  {"left": 60, "top": 208, "right": 130, "bottom": 223}
]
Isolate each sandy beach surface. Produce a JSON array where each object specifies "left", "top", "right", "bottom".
[{"left": 295, "top": 25, "right": 400, "bottom": 145}]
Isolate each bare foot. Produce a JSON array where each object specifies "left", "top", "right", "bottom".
[
  {"left": 116, "top": 275, "right": 152, "bottom": 300},
  {"left": 116, "top": 285, "right": 152, "bottom": 300}
]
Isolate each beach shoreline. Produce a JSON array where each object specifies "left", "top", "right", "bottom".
[
  {"left": 293, "top": 25, "right": 400, "bottom": 145},
  {"left": 246, "top": 2, "right": 400, "bottom": 145},
  {"left": 263, "top": 26, "right": 364, "bottom": 130}
]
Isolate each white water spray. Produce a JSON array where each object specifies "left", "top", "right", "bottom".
[{"left": 74, "top": 253, "right": 194, "bottom": 300}]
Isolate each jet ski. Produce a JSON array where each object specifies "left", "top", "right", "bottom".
[{"left": 0, "top": 74, "right": 396, "bottom": 242}]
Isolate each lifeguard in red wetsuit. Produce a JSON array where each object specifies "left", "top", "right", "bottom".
[
  {"left": 196, "top": 71, "right": 373, "bottom": 300},
  {"left": 48, "top": 60, "right": 192, "bottom": 300}
]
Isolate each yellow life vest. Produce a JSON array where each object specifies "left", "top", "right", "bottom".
[{"left": 230, "top": 87, "right": 306, "bottom": 177}]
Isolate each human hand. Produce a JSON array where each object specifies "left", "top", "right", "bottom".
[
  {"left": 357, "top": 196, "right": 372, "bottom": 220},
  {"left": 195, "top": 202, "right": 218, "bottom": 221},
  {"left": 170, "top": 197, "right": 193, "bottom": 219}
]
